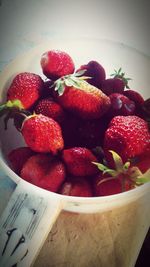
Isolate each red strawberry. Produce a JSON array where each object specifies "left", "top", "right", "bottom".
[
  {"left": 132, "top": 151, "right": 150, "bottom": 173},
  {"left": 109, "top": 93, "right": 135, "bottom": 116},
  {"left": 59, "top": 177, "right": 93, "bottom": 197},
  {"left": 93, "top": 150, "right": 150, "bottom": 196},
  {"left": 123, "top": 89, "right": 144, "bottom": 106},
  {"left": 104, "top": 115, "right": 150, "bottom": 163},
  {"left": 35, "top": 97, "right": 65, "bottom": 124},
  {"left": 21, "top": 154, "right": 66, "bottom": 192},
  {"left": 77, "top": 60, "right": 106, "bottom": 89},
  {"left": 54, "top": 74, "right": 110, "bottom": 120},
  {"left": 40, "top": 50, "right": 75, "bottom": 80},
  {"left": 62, "top": 147, "right": 98, "bottom": 176},
  {"left": 7, "top": 72, "right": 44, "bottom": 109},
  {"left": 21, "top": 114, "right": 64, "bottom": 154},
  {"left": 101, "top": 68, "right": 131, "bottom": 95},
  {"left": 8, "top": 147, "right": 35, "bottom": 175},
  {"left": 94, "top": 175, "right": 122, "bottom": 196}
]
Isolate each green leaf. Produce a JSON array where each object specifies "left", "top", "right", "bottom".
[
  {"left": 92, "top": 162, "right": 117, "bottom": 176},
  {"left": 75, "top": 69, "right": 87, "bottom": 77},
  {"left": 136, "top": 169, "right": 150, "bottom": 185},
  {"left": 109, "top": 150, "right": 124, "bottom": 171},
  {"left": 57, "top": 83, "right": 65, "bottom": 96}
]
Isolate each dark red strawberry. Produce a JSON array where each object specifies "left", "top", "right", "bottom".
[
  {"left": 40, "top": 50, "right": 75, "bottom": 80},
  {"left": 35, "top": 97, "right": 65, "bottom": 124},
  {"left": 109, "top": 93, "right": 135, "bottom": 116},
  {"left": 21, "top": 114, "right": 64, "bottom": 154},
  {"left": 76, "top": 60, "right": 106, "bottom": 89},
  {"left": 53, "top": 74, "right": 111, "bottom": 120},
  {"left": 8, "top": 147, "right": 35, "bottom": 175},
  {"left": 59, "top": 177, "right": 93, "bottom": 197},
  {"left": 21, "top": 154, "right": 66, "bottom": 192},
  {"left": 94, "top": 175, "right": 123, "bottom": 196},
  {"left": 101, "top": 78, "right": 125, "bottom": 95},
  {"left": 101, "top": 68, "right": 131, "bottom": 95},
  {"left": 123, "top": 89, "right": 144, "bottom": 106},
  {"left": 7, "top": 72, "right": 44, "bottom": 109},
  {"left": 62, "top": 147, "right": 98, "bottom": 176},
  {"left": 104, "top": 115, "right": 150, "bottom": 163}
]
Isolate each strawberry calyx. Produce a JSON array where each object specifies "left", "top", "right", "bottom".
[
  {"left": 110, "top": 68, "right": 132, "bottom": 89},
  {"left": 51, "top": 69, "right": 91, "bottom": 96},
  {"left": 0, "top": 100, "right": 30, "bottom": 130},
  {"left": 93, "top": 150, "right": 150, "bottom": 191}
]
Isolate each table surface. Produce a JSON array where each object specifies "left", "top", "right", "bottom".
[{"left": 0, "top": 1, "right": 150, "bottom": 266}]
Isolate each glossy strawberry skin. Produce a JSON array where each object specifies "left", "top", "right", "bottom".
[
  {"left": 59, "top": 177, "right": 93, "bottom": 197},
  {"left": 21, "top": 114, "right": 64, "bottom": 154},
  {"left": 123, "top": 89, "right": 144, "bottom": 106},
  {"left": 40, "top": 50, "right": 75, "bottom": 80},
  {"left": 55, "top": 81, "right": 111, "bottom": 120},
  {"left": 62, "top": 147, "right": 98, "bottom": 177},
  {"left": 8, "top": 147, "right": 35, "bottom": 175},
  {"left": 109, "top": 93, "right": 135, "bottom": 116},
  {"left": 35, "top": 97, "right": 65, "bottom": 124},
  {"left": 21, "top": 154, "right": 66, "bottom": 192},
  {"left": 7, "top": 72, "right": 44, "bottom": 109},
  {"left": 104, "top": 115, "right": 150, "bottom": 163}
]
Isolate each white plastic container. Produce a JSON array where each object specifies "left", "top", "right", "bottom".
[{"left": 0, "top": 39, "right": 150, "bottom": 267}]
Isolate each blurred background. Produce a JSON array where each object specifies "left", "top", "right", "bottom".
[{"left": 0, "top": 0, "right": 150, "bottom": 266}]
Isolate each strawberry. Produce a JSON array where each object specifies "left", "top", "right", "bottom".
[
  {"left": 59, "top": 177, "right": 93, "bottom": 197},
  {"left": 101, "top": 68, "right": 131, "bottom": 95},
  {"left": 35, "top": 97, "right": 65, "bottom": 124},
  {"left": 21, "top": 114, "right": 64, "bottom": 154},
  {"left": 104, "top": 115, "right": 150, "bottom": 163},
  {"left": 109, "top": 93, "right": 135, "bottom": 116},
  {"left": 93, "top": 150, "right": 150, "bottom": 196},
  {"left": 6, "top": 72, "right": 44, "bottom": 109},
  {"left": 62, "top": 147, "right": 98, "bottom": 176},
  {"left": 8, "top": 147, "right": 35, "bottom": 175},
  {"left": 40, "top": 50, "right": 75, "bottom": 80},
  {"left": 123, "top": 89, "right": 144, "bottom": 106},
  {"left": 76, "top": 60, "right": 106, "bottom": 89},
  {"left": 21, "top": 154, "right": 66, "bottom": 192},
  {"left": 53, "top": 73, "right": 111, "bottom": 119}
]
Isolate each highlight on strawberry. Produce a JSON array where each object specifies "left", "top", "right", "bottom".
[{"left": 0, "top": 48, "right": 149, "bottom": 197}]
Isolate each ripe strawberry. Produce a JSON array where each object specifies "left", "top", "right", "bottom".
[
  {"left": 94, "top": 175, "right": 124, "bottom": 196},
  {"left": 62, "top": 147, "right": 98, "bottom": 176},
  {"left": 21, "top": 114, "right": 64, "bottom": 154},
  {"left": 109, "top": 93, "right": 135, "bottom": 116},
  {"left": 132, "top": 151, "right": 150, "bottom": 173},
  {"left": 93, "top": 150, "right": 150, "bottom": 196},
  {"left": 53, "top": 74, "right": 110, "bottom": 120},
  {"left": 123, "top": 89, "right": 144, "bottom": 106},
  {"left": 104, "top": 116, "right": 150, "bottom": 163},
  {"left": 40, "top": 50, "right": 75, "bottom": 80},
  {"left": 35, "top": 97, "right": 65, "bottom": 124},
  {"left": 8, "top": 147, "right": 35, "bottom": 175},
  {"left": 7, "top": 72, "right": 44, "bottom": 109},
  {"left": 101, "top": 68, "right": 131, "bottom": 95},
  {"left": 76, "top": 60, "right": 106, "bottom": 89},
  {"left": 21, "top": 154, "right": 66, "bottom": 192},
  {"left": 59, "top": 177, "right": 93, "bottom": 197}
]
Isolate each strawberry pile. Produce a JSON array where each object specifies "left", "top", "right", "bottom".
[{"left": 0, "top": 49, "right": 150, "bottom": 197}]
